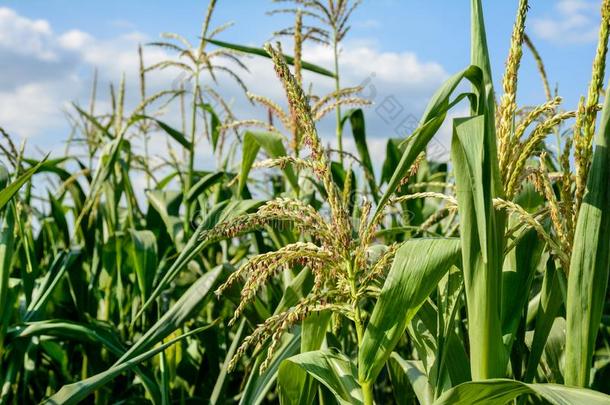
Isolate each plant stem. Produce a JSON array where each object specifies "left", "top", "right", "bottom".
[
  {"left": 348, "top": 260, "right": 374, "bottom": 405},
  {"left": 333, "top": 33, "right": 343, "bottom": 167},
  {"left": 185, "top": 75, "right": 200, "bottom": 235}
]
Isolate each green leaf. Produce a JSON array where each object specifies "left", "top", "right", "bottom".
[
  {"left": 432, "top": 379, "right": 610, "bottom": 405},
  {"left": 136, "top": 199, "right": 260, "bottom": 321},
  {"left": 200, "top": 103, "right": 222, "bottom": 151},
  {"left": 72, "top": 104, "right": 112, "bottom": 139},
  {"left": 48, "top": 192, "right": 70, "bottom": 246},
  {"left": 387, "top": 353, "right": 433, "bottom": 405},
  {"left": 380, "top": 139, "right": 402, "bottom": 185},
  {"left": 279, "top": 349, "right": 363, "bottom": 405},
  {"left": 340, "top": 109, "right": 378, "bottom": 202},
  {"left": 131, "top": 115, "right": 192, "bottom": 149},
  {"left": 358, "top": 238, "right": 461, "bottom": 384},
  {"left": 25, "top": 250, "right": 80, "bottom": 322},
  {"left": 0, "top": 158, "right": 48, "bottom": 211},
  {"left": 0, "top": 204, "right": 15, "bottom": 355},
  {"left": 285, "top": 310, "right": 332, "bottom": 404},
  {"left": 146, "top": 189, "right": 183, "bottom": 243},
  {"left": 239, "top": 331, "right": 301, "bottom": 405},
  {"left": 44, "top": 325, "right": 212, "bottom": 405},
  {"left": 239, "top": 131, "right": 298, "bottom": 195},
  {"left": 565, "top": 86, "right": 610, "bottom": 387},
  {"left": 210, "top": 319, "right": 246, "bottom": 404},
  {"left": 372, "top": 66, "right": 482, "bottom": 220},
  {"left": 524, "top": 259, "right": 564, "bottom": 383},
  {"left": 205, "top": 38, "right": 336, "bottom": 78},
  {"left": 121, "top": 266, "right": 222, "bottom": 361},
  {"left": 451, "top": 115, "right": 506, "bottom": 380},
  {"left": 501, "top": 227, "right": 544, "bottom": 348},
  {"left": 185, "top": 171, "right": 226, "bottom": 203},
  {"left": 9, "top": 319, "right": 160, "bottom": 403},
  {"left": 129, "top": 230, "right": 157, "bottom": 302}
]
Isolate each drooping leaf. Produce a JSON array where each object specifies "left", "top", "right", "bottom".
[
  {"left": 200, "top": 103, "right": 222, "bottom": 150},
  {"left": 185, "top": 171, "right": 226, "bottom": 204},
  {"left": 433, "top": 379, "right": 610, "bottom": 405},
  {"left": 25, "top": 249, "right": 80, "bottom": 322},
  {"left": 205, "top": 38, "right": 335, "bottom": 78},
  {"left": 121, "top": 266, "right": 222, "bottom": 361},
  {"left": 136, "top": 199, "right": 260, "bottom": 320},
  {"left": 372, "top": 67, "right": 481, "bottom": 220},
  {"left": 44, "top": 325, "right": 212, "bottom": 405},
  {"left": 8, "top": 319, "right": 160, "bottom": 403},
  {"left": 387, "top": 352, "right": 433, "bottom": 405},
  {"left": 524, "top": 259, "right": 564, "bottom": 383},
  {"left": 131, "top": 115, "right": 192, "bottom": 149},
  {"left": 279, "top": 349, "right": 363, "bottom": 405}
]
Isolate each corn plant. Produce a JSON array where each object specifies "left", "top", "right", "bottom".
[{"left": 0, "top": 0, "right": 610, "bottom": 404}]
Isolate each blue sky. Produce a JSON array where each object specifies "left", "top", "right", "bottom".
[{"left": 0, "top": 0, "right": 604, "bottom": 166}]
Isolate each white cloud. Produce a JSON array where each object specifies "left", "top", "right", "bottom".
[
  {"left": 531, "top": 0, "right": 599, "bottom": 44},
  {"left": 0, "top": 82, "right": 72, "bottom": 138},
  {"left": 0, "top": 6, "right": 450, "bottom": 168},
  {"left": 0, "top": 7, "right": 57, "bottom": 61},
  {"left": 226, "top": 40, "right": 449, "bottom": 165},
  {"left": 0, "top": 8, "right": 173, "bottom": 147}
]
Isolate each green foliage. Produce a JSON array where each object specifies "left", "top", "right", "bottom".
[{"left": 0, "top": 0, "right": 609, "bottom": 403}]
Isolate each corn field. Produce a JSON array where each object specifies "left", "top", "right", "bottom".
[{"left": 1, "top": 0, "right": 610, "bottom": 403}]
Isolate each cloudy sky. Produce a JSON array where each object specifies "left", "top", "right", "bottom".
[{"left": 0, "top": 0, "right": 604, "bottom": 168}]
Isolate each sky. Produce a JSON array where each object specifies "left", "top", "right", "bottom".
[{"left": 0, "top": 0, "right": 605, "bottom": 170}]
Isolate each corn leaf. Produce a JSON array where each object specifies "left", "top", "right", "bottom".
[
  {"left": 120, "top": 265, "right": 222, "bottom": 362},
  {"left": 204, "top": 38, "right": 336, "bottom": 78},
  {"left": 358, "top": 238, "right": 461, "bottom": 383},
  {"left": 372, "top": 67, "right": 481, "bottom": 220},
  {"left": 9, "top": 319, "right": 161, "bottom": 403},
  {"left": 239, "top": 331, "right": 301, "bottom": 405},
  {"left": 136, "top": 199, "right": 260, "bottom": 320},
  {"left": 44, "top": 325, "right": 212, "bottom": 405},
  {"left": 24, "top": 249, "right": 80, "bottom": 322},
  {"left": 131, "top": 115, "right": 192, "bottom": 149},
  {"left": 0, "top": 204, "right": 15, "bottom": 355},
  {"left": 279, "top": 349, "right": 363, "bottom": 405},
  {"left": 387, "top": 352, "right": 433, "bottom": 405},
  {"left": 451, "top": 115, "right": 506, "bottom": 379},
  {"left": 238, "top": 131, "right": 298, "bottom": 195},
  {"left": 524, "top": 259, "right": 564, "bottom": 383},
  {"left": 0, "top": 158, "right": 47, "bottom": 211},
  {"left": 565, "top": 86, "right": 610, "bottom": 387},
  {"left": 433, "top": 378, "right": 610, "bottom": 405},
  {"left": 129, "top": 230, "right": 157, "bottom": 302},
  {"left": 341, "top": 109, "right": 378, "bottom": 202}
]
